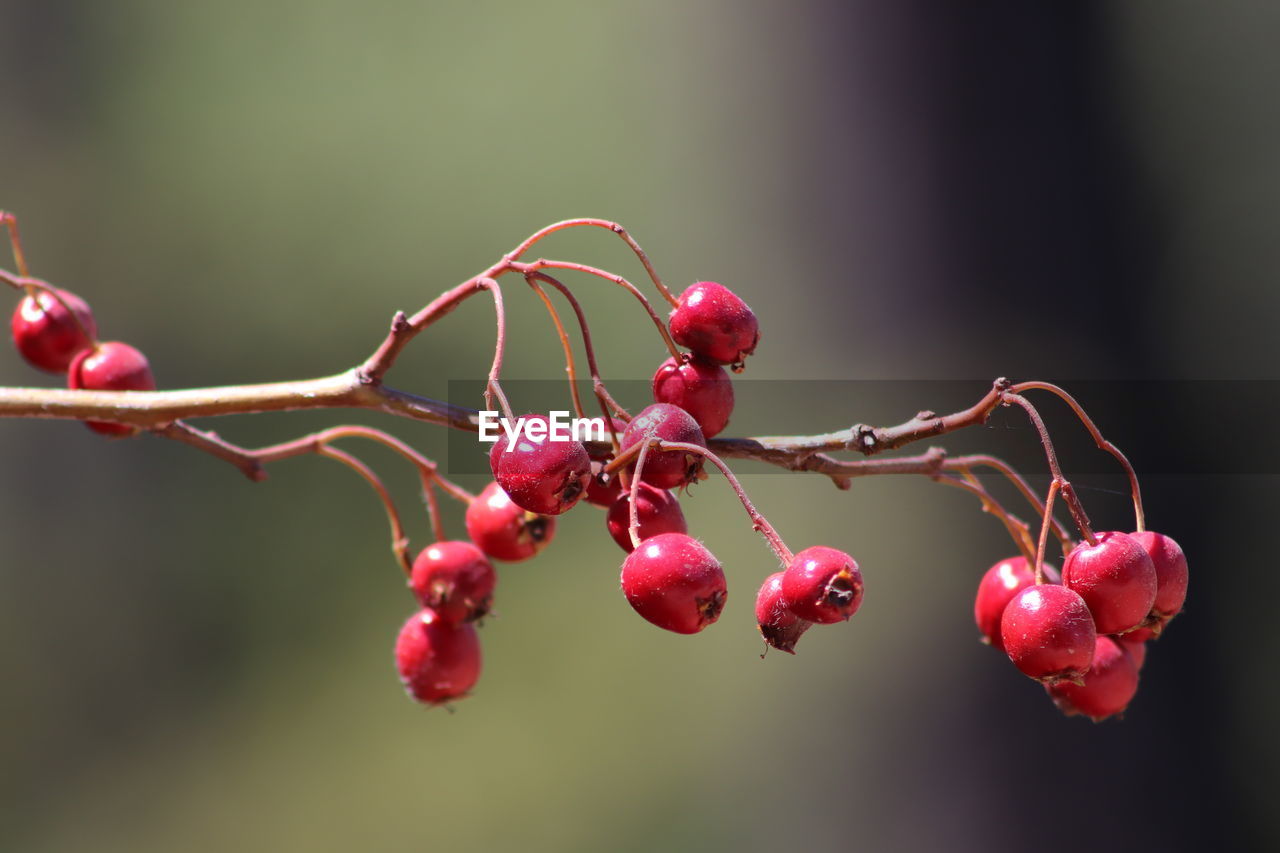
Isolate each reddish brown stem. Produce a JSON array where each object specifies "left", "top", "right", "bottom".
[
  {"left": 525, "top": 277, "right": 586, "bottom": 419},
  {"left": 627, "top": 439, "right": 654, "bottom": 551},
  {"left": 946, "top": 453, "right": 1073, "bottom": 558},
  {"left": 1001, "top": 392, "right": 1097, "bottom": 546},
  {"left": 502, "top": 217, "right": 678, "bottom": 307},
  {"left": 1010, "top": 380, "right": 1145, "bottom": 532},
  {"left": 313, "top": 444, "right": 412, "bottom": 577},
  {"left": 934, "top": 471, "right": 1036, "bottom": 564},
  {"left": 1033, "top": 479, "right": 1062, "bottom": 585},
  {"left": 0, "top": 211, "right": 31, "bottom": 278}
]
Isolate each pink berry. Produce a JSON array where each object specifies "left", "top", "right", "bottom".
[
  {"left": 488, "top": 413, "right": 591, "bottom": 515},
  {"left": 1129, "top": 530, "right": 1188, "bottom": 631},
  {"left": 620, "top": 532, "right": 726, "bottom": 634},
  {"left": 973, "top": 557, "right": 1060, "bottom": 650},
  {"left": 1120, "top": 635, "right": 1148, "bottom": 671},
  {"left": 1062, "top": 531, "right": 1158, "bottom": 635},
  {"left": 465, "top": 481, "right": 556, "bottom": 562},
  {"left": 409, "top": 541, "right": 497, "bottom": 624},
  {"left": 668, "top": 281, "right": 759, "bottom": 367},
  {"left": 781, "top": 545, "right": 864, "bottom": 625},
  {"left": 395, "top": 608, "right": 482, "bottom": 706},
  {"left": 1000, "top": 584, "right": 1097, "bottom": 684},
  {"left": 1045, "top": 636, "right": 1140, "bottom": 721},
  {"left": 755, "top": 571, "right": 811, "bottom": 654},
  {"left": 66, "top": 341, "right": 156, "bottom": 436},
  {"left": 619, "top": 403, "right": 706, "bottom": 490},
  {"left": 650, "top": 355, "right": 735, "bottom": 438},
  {"left": 11, "top": 287, "right": 98, "bottom": 373},
  {"left": 605, "top": 483, "right": 688, "bottom": 552}
]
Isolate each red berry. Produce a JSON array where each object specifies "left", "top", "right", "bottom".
[
  {"left": 1045, "top": 636, "right": 1140, "bottom": 721},
  {"left": 619, "top": 403, "right": 706, "bottom": 490},
  {"left": 1062, "top": 531, "right": 1158, "bottom": 635},
  {"left": 755, "top": 571, "right": 811, "bottom": 654},
  {"left": 1129, "top": 530, "right": 1188, "bottom": 631},
  {"left": 395, "top": 609, "right": 482, "bottom": 706},
  {"left": 650, "top": 355, "right": 735, "bottom": 438},
  {"left": 488, "top": 413, "right": 591, "bottom": 515},
  {"left": 66, "top": 341, "right": 156, "bottom": 436},
  {"left": 620, "top": 532, "right": 726, "bottom": 634},
  {"left": 1119, "top": 635, "right": 1148, "bottom": 671},
  {"left": 781, "top": 545, "right": 863, "bottom": 624},
  {"left": 605, "top": 483, "right": 687, "bottom": 552},
  {"left": 465, "top": 481, "right": 556, "bottom": 562},
  {"left": 668, "top": 281, "right": 759, "bottom": 367},
  {"left": 1000, "top": 584, "right": 1097, "bottom": 684},
  {"left": 973, "top": 556, "right": 1060, "bottom": 650},
  {"left": 11, "top": 287, "right": 98, "bottom": 373},
  {"left": 583, "top": 461, "right": 623, "bottom": 508},
  {"left": 409, "top": 541, "right": 497, "bottom": 623}
]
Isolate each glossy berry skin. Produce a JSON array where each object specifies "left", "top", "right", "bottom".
[
  {"left": 1130, "top": 530, "right": 1189, "bottom": 631},
  {"left": 781, "top": 546, "right": 864, "bottom": 624},
  {"left": 1001, "top": 584, "right": 1097, "bottom": 684},
  {"left": 620, "top": 532, "right": 726, "bottom": 634},
  {"left": 668, "top": 281, "right": 759, "bottom": 367},
  {"left": 756, "top": 571, "right": 811, "bottom": 654},
  {"left": 465, "top": 481, "right": 556, "bottom": 562},
  {"left": 1046, "top": 636, "right": 1140, "bottom": 721},
  {"left": 67, "top": 341, "right": 156, "bottom": 436},
  {"left": 395, "top": 609, "right": 482, "bottom": 706},
  {"left": 651, "top": 355, "right": 735, "bottom": 438},
  {"left": 489, "top": 414, "right": 591, "bottom": 515},
  {"left": 973, "top": 557, "right": 1060, "bottom": 650},
  {"left": 605, "top": 483, "right": 687, "bottom": 552},
  {"left": 619, "top": 403, "right": 706, "bottom": 490},
  {"left": 409, "top": 541, "right": 497, "bottom": 624},
  {"left": 11, "top": 287, "right": 98, "bottom": 373},
  {"left": 1062, "top": 531, "right": 1158, "bottom": 635}
]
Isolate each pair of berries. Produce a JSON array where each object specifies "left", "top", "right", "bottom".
[
  {"left": 754, "top": 546, "right": 864, "bottom": 653},
  {"left": 647, "top": 280, "right": 758, "bottom": 439},
  {"left": 396, "top": 481, "right": 567, "bottom": 707},
  {"left": 11, "top": 286, "right": 155, "bottom": 435},
  {"left": 974, "top": 530, "right": 1188, "bottom": 721}
]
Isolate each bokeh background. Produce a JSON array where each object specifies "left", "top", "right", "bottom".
[{"left": 1, "top": 2, "right": 1274, "bottom": 850}]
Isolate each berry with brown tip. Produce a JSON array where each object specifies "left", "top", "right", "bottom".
[
  {"left": 465, "top": 481, "right": 556, "bottom": 562},
  {"left": 668, "top": 281, "right": 759, "bottom": 368},
  {"left": 781, "top": 545, "right": 864, "bottom": 624},
  {"left": 619, "top": 403, "right": 706, "bottom": 490},
  {"left": 620, "top": 532, "right": 726, "bottom": 634},
  {"left": 755, "top": 571, "right": 811, "bottom": 654},
  {"left": 409, "top": 541, "right": 497, "bottom": 623},
  {"left": 488, "top": 413, "right": 591, "bottom": 515}
]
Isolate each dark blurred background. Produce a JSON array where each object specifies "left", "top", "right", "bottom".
[{"left": 0, "top": 2, "right": 1273, "bottom": 850}]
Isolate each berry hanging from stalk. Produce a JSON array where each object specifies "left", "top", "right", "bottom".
[
  {"left": 67, "top": 341, "right": 156, "bottom": 436},
  {"left": 465, "top": 481, "right": 556, "bottom": 562},
  {"left": 668, "top": 281, "right": 759, "bottom": 368}
]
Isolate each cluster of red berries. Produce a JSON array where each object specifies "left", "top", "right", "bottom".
[
  {"left": 973, "top": 530, "right": 1189, "bottom": 721},
  {"left": 10, "top": 284, "right": 155, "bottom": 435}
]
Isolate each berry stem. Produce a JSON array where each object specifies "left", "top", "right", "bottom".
[
  {"left": 422, "top": 477, "right": 446, "bottom": 544},
  {"left": 525, "top": 276, "right": 587, "bottom": 420},
  {"left": 0, "top": 211, "right": 31, "bottom": 278},
  {"left": 502, "top": 217, "right": 678, "bottom": 307},
  {"left": 1002, "top": 392, "right": 1097, "bottom": 546},
  {"left": 627, "top": 439, "right": 654, "bottom": 550},
  {"left": 524, "top": 270, "right": 630, "bottom": 449},
  {"left": 657, "top": 440, "right": 794, "bottom": 565},
  {"left": 476, "top": 277, "right": 513, "bottom": 422},
  {"left": 1010, "top": 380, "right": 1146, "bottom": 532},
  {"left": 313, "top": 443, "right": 412, "bottom": 577},
  {"left": 946, "top": 453, "right": 1073, "bottom": 558},
  {"left": 936, "top": 469, "right": 1037, "bottom": 564},
  {"left": 510, "top": 259, "right": 683, "bottom": 362},
  {"left": 1032, "top": 479, "right": 1062, "bottom": 585}
]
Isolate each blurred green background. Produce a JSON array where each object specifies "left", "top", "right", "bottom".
[{"left": 1, "top": 2, "right": 1274, "bottom": 850}]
